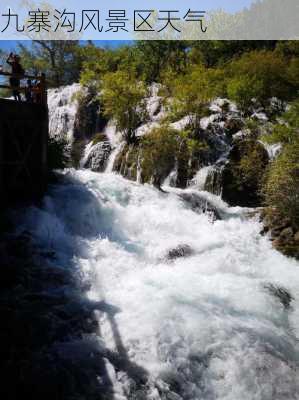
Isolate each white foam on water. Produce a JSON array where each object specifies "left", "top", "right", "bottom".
[{"left": 18, "top": 170, "right": 299, "bottom": 400}]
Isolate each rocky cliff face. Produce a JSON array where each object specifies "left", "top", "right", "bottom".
[
  {"left": 48, "top": 84, "right": 280, "bottom": 205},
  {"left": 47, "top": 84, "right": 299, "bottom": 259}
]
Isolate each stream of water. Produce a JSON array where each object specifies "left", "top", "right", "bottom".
[{"left": 18, "top": 169, "right": 299, "bottom": 400}]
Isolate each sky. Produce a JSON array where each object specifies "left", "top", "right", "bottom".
[{"left": 0, "top": 40, "right": 132, "bottom": 53}]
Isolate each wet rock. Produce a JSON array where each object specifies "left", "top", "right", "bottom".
[
  {"left": 166, "top": 244, "right": 194, "bottom": 261},
  {"left": 260, "top": 209, "right": 299, "bottom": 259},
  {"left": 73, "top": 87, "right": 105, "bottom": 142},
  {"left": 264, "top": 283, "right": 293, "bottom": 309},
  {"left": 224, "top": 118, "right": 244, "bottom": 137},
  {"left": 114, "top": 144, "right": 140, "bottom": 181},
  {"left": 179, "top": 192, "right": 221, "bottom": 221},
  {"left": 82, "top": 141, "right": 111, "bottom": 172},
  {"left": 279, "top": 227, "right": 294, "bottom": 242}
]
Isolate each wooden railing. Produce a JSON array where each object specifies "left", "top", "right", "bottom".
[{"left": 0, "top": 71, "right": 47, "bottom": 105}]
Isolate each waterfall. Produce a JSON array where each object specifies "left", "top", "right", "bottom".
[
  {"left": 105, "top": 142, "right": 124, "bottom": 173},
  {"left": 190, "top": 166, "right": 214, "bottom": 191},
  {"left": 18, "top": 169, "right": 299, "bottom": 400},
  {"left": 259, "top": 141, "right": 282, "bottom": 160},
  {"left": 48, "top": 83, "right": 81, "bottom": 142},
  {"left": 163, "top": 160, "right": 179, "bottom": 187},
  {"left": 136, "top": 151, "right": 143, "bottom": 183},
  {"left": 204, "top": 165, "right": 224, "bottom": 196}
]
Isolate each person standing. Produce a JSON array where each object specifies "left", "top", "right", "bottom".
[{"left": 6, "top": 53, "right": 25, "bottom": 101}]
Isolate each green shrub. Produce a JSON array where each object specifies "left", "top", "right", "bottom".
[
  {"left": 141, "top": 126, "right": 178, "bottom": 186},
  {"left": 140, "top": 125, "right": 208, "bottom": 187},
  {"left": 170, "top": 65, "right": 216, "bottom": 129},
  {"left": 102, "top": 71, "right": 148, "bottom": 144},
  {"left": 227, "top": 76, "right": 264, "bottom": 113},
  {"left": 226, "top": 50, "right": 293, "bottom": 110},
  {"left": 262, "top": 141, "right": 299, "bottom": 228},
  {"left": 262, "top": 99, "right": 299, "bottom": 145},
  {"left": 221, "top": 139, "right": 269, "bottom": 207}
]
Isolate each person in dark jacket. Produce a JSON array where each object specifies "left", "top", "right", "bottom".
[
  {"left": 6, "top": 53, "right": 24, "bottom": 101},
  {"left": 25, "top": 79, "right": 33, "bottom": 103}
]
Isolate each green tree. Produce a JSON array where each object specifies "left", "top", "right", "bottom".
[
  {"left": 227, "top": 50, "right": 293, "bottom": 109},
  {"left": 134, "top": 41, "right": 188, "bottom": 83},
  {"left": 227, "top": 75, "right": 264, "bottom": 113},
  {"left": 170, "top": 65, "right": 215, "bottom": 128},
  {"left": 102, "top": 71, "right": 148, "bottom": 144},
  {"left": 18, "top": 41, "right": 83, "bottom": 87}
]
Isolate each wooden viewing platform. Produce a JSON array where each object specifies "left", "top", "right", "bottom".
[
  {"left": 0, "top": 71, "right": 49, "bottom": 204},
  {"left": 0, "top": 71, "right": 47, "bottom": 105}
]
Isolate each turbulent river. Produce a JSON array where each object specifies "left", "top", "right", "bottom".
[{"left": 18, "top": 169, "right": 299, "bottom": 400}]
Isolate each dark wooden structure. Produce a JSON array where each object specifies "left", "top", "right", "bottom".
[{"left": 0, "top": 72, "right": 48, "bottom": 204}]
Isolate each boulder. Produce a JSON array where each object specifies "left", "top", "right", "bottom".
[
  {"left": 294, "top": 231, "right": 299, "bottom": 243},
  {"left": 179, "top": 192, "right": 221, "bottom": 221},
  {"left": 166, "top": 244, "right": 194, "bottom": 261},
  {"left": 82, "top": 142, "right": 111, "bottom": 172},
  {"left": 279, "top": 227, "right": 294, "bottom": 243},
  {"left": 264, "top": 283, "right": 293, "bottom": 309}
]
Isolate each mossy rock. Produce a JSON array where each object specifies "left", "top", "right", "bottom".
[
  {"left": 221, "top": 139, "right": 269, "bottom": 207},
  {"left": 114, "top": 144, "right": 139, "bottom": 181},
  {"left": 73, "top": 88, "right": 107, "bottom": 142},
  {"left": 92, "top": 132, "right": 108, "bottom": 145}
]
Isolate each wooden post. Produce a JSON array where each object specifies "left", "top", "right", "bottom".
[
  {"left": 40, "top": 73, "right": 47, "bottom": 106},
  {"left": 0, "top": 120, "right": 3, "bottom": 200}
]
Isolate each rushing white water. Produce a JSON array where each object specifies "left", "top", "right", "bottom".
[
  {"left": 48, "top": 83, "right": 81, "bottom": 142},
  {"left": 190, "top": 166, "right": 214, "bottom": 190},
  {"left": 18, "top": 169, "right": 299, "bottom": 400},
  {"left": 105, "top": 143, "right": 124, "bottom": 173},
  {"left": 259, "top": 141, "right": 282, "bottom": 160}
]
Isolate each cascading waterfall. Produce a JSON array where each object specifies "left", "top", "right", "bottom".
[
  {"left": 48, "top": 83, "right": 81, "bottom": 142},
  {"left": 18, "top": 169, "right": 299, "bottom": 400},
  {"left": 105, "top": 142, "right": 124, "bottom": 173}
]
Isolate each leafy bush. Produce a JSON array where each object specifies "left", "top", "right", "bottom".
[
  {"left": 226, "top": 50, "right": 294, "bottom": 110},
  {"left": 227, "top": 76, "right": 264, "bottom": 113},
  {"left": 262, "top": 99, "right": 299, "bottom": 145},
  {"left": 262, "top": 141, "right": 299, "bottom": 228},
  {"left": 141, "top": 125, "right": 207, "bottom": 187},
  {"left": 221, "top": 139, "right": 269, "bottom": 207},
  {"left": 170, "top": 65, "right": 215, "bottom": 128},
  {"left": 141, "top": 126, "right": 178, "bottom": 186},
  {"left": 102, "top": 71, "right": 148, "bottom": 144}
]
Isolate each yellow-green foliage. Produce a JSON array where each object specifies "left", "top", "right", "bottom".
[
  {"left": 263, "top": 141, "right": 299, "bottom": 228},
  {"left": 221, "top": 140, "right": 269, "bottom": 207},
  {"left": 262, "top": 100, "right": 299, "bottom": 145},
  {"left": 141, "top": 126, "right": 178, "bottom": 184},
  {"left": 101, "top": 71, "right": 148, "bottom": 143},
  {"left": 227, "top": 76, "right": 263, "bottom": 112},
  {"left": 238, "top": 144, "right": 267, "bottom": 188},
  {"left": 227, "top": 50, "right": 294, "bottom": 109},
  {"left": 140, "top": 125, "right": 207, "bottom": 186},
  {"left": 170, "top": 65, "right": 216, "bottom": 127}
]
